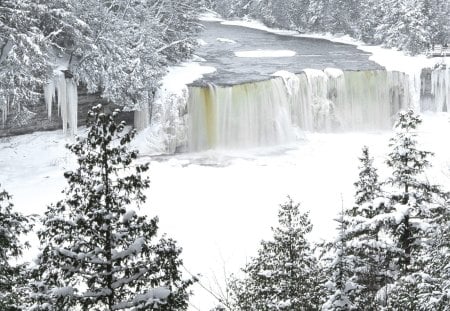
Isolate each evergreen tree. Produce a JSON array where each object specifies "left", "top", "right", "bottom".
[
  {"left": 29, "top": 105, "right": 193, "bottom": 310},
  {"left": 321, "top": 210, "right": 359, "bottom": 311},
  {"left": 230, "top": 198, "right": 323, "bottom": 310},
  {"left": 383, "top": 110, "right": 445, "bottom": 308},
  {"left": 340, "top": 146, "right": 392, "bottom": 310},
  {"left": 0, "top": 185, "right": 34, "bottom": 310},
  {"left": 385, "top": 109, "right": 435, "bottom": 273}
]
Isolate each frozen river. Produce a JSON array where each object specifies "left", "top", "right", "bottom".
[{"left": 193, "top": 20, "right": 383, "bottom": 85}]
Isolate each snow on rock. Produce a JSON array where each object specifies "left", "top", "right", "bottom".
[
  {"left": 216, "top": 37, "right": 236, "bottom": 44},
  {"left": 324, "top": 68, "right": 344, "bottom": 78},
  {"left": 234, "top": 50, "right": 296, "bottom": 58},
  {"left": 271, "top": 70, "right": 300, "bottom": 96},
  {"left": 197, "top": 39, "right": 207, "bottom": 46},
  {"left": 132, "top": 62, "right": 216, "bottom": 155}
]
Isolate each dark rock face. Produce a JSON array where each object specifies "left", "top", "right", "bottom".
[{"left": 0, "top": 87, "right": 134, "bottom": 137}]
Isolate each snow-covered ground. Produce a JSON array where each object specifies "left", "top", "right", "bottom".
[{"left": 1, "top": 113, "right": 449, "bottom": 310}]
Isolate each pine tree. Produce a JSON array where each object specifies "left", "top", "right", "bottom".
[
  {"left": 230, "top": 198, "right": 323, "bottom": 310},
  {"left": 340, "top": 146, "right": 391, "bottom": 310},
  {"left": 321, "top": 210, "right": 359, "bottom": 311},
  {"left": 385, "top": 109, "right": 436, "bottom": 273},
  {"left": 0, "top": 185, "right": 34, "bottom": 310},
  {"left": 29, "top": 105, "right": 193, "bottom": 310},
  {"left": 383, "top": 110, "right": 445, "bottom": 308}
]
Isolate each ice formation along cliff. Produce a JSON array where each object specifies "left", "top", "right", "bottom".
[{"left": 44, "top": 70, "right": 78, "bottom": 135}]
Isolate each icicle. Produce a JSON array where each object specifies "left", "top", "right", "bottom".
[
  {"left": 0, "top": 96, "right": 7, "bottom": 127},
  {"left": 55, "top": 72, "right": 67, "bottom": 133},
  {"left": 43, "top": 77, "right": 56, "bottom": 119},
  {"left": 66, "top": 78, "right": 78, "bottom": 135}
]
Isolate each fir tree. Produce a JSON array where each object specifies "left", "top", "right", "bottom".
[
  {"left": 321, "top": 210, "right": 358, "bottom": 311},
  {"left": 383, "top": 110, "right": 445, "bottom": 308},
  {"left": 29, "top": 105, "right": 193, "bottom": 310},
  {"left": 341, "top": 146, "right": 391, "bottom": 310},
  {"left": 0, "top": 185, "right": 34, "bottom": 310},
  {"left": 230, "top": 198, "right": 323, "bottom": 310},
  {"left": 385, "top": 109, "right": 435, "bottom": 273}
]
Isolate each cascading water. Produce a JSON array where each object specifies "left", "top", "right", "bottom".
[
  {"left": 187, "top": 69, "right": 413, "bottom": 151},
  {"left": 431, "top": 68, "right": 450, "bottom": 112}
]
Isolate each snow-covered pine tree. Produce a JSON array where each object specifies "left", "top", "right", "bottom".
[
  {"left": 350, "top": 146, "right": 382, "bottom": 213},
  {"left": 29, "top": 105, "right": 193, "bottom": 310},
  {"left": 383, "top": 110, "right": 445, "bottom": 308},
  {"left": 321, "top": 210, "right": 358, "bottom": 311},
  {"left": 340, "top": 146, "right": 392, "bottom": 310},
  {"left": 230, "top": 198, "right": 323, "bottom": 310},
  {"left": 385, "top": 109, "right": 436, "bottom": 273},
  {"left": 0, "top": 185, "right": 34, "bottom": 310}
]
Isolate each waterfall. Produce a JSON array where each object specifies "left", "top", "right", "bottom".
[
  {"left": 431, "top": 68, "right": 450, "bottom": 112},
  {"left": 188, "top": 80, "right": 294, "bottom": 151},
  {"left": 43, "top": 71, "right": 78, "bottom": 135},
  {"left": 187, "top": 69, "right": 414, "bottom": 151}
]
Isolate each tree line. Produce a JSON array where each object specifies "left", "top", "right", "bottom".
[
  {"left": 208, "top": 0, "right": 450, "bottom": 55},
  {"left": 0, "top": 0, "right": 202, "bottom": 124}
]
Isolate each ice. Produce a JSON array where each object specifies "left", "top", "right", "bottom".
[
  {"left": 234, "top": 50, "right": 296, "bottom": 58},
  {"left": 216, "top": 38, "right": 236, "bottom": 44},
  {"left": 44, "top": 70, "right": 78, "bottom": 135}
]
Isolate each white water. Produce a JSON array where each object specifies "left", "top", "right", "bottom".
[
  {"left": 187, "top": 69, "right": 414, "bottom": 151},
  {"left": 431, "top": 68, "right": 450, "bottom": 112}
]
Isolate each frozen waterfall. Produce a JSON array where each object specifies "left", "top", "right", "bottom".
[{"left": 44, "top": 71, "right": 78, "bottom": 135}]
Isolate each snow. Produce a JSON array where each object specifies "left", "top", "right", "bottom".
[
  {"left": 216, "top": 37, "right": 236, "bottom": 44},
  {"left": 2, "top": 113, "right": 449, "bottom": 310},
  {"left": 122, "top": 209, "right": 136, "bottom": 223},
  {"left": 235, "top": 50, "right": 296, "bottom": 58},
  {"left": 52, "top": 287, "right": 76, "bottom": 297},
  {"left": 132, "top": 62, "right": 216, "bottom": 154}
]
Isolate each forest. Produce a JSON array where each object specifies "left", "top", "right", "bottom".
[{"left": 0, "top": 0, "right": 202, "bottom": 125}]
